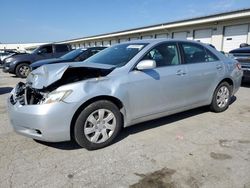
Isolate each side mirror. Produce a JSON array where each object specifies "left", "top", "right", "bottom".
[{"left": 136, "top": 60, "right": 156, "bottom": 70}]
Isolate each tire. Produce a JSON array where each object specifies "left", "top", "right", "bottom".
[
  {"left": 210, "top": 82, "right": 231, "bottom": 112},
  {"left": 15, "top": 63, "right": 31, "bottom": 78},
  {"left": 74, "top": 100, "right": 122, "bottom": 150}
]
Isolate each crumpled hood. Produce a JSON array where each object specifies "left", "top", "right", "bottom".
[{"left": 26, "top": 62, "right": 115, "bottom": 89}]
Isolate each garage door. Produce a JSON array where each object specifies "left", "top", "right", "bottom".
[
  {"left": 156, "top": 33, "right": 168, "bottom": 38},
  {"left": 111, "top": 40, "right": 118, "bottom": 45},
  {"left": 173, "top": 32, "right": 187, "bottom": 39},
  {"left": 90, "top": 42, "right": 95, "bottom": 47},
  {"left": 141, "top": 35, "right": 152, "bottom": 39},
  {"left": 223, "top": 24, "right": 249, "bottom": 52},
  {"left": 194, "top": 29, "right": 212, "bottom": 44},
  {"left": 119, "top": 38, "right": 129, "bottom": 43},
  {"left": 103, "top": 41, "right": 110, "bottom": 46},
  {"left": 96, "top": 42, "right": 102, "bottom": 46},
  {"left": 130, "top": 37, "right": 139, "bottom": 41}
]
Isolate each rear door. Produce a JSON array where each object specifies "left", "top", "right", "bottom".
[{"left": 179, "top": 42, "right": 223, "bottom": 105}]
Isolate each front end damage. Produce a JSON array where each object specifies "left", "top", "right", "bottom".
[
  {"left": 7, "top": 63, "right": 115, "bottom": 142},
  {"left": 10, "top": 63, "right": 115, "bottom": 105}
]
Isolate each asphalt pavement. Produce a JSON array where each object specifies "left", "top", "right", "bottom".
[{"left": 0, "top": 71, "right": 250, "bottom": 188}]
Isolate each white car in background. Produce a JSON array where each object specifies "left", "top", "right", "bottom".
[{"left": 0, "top": 50, "right": 17, "bottom": 66}]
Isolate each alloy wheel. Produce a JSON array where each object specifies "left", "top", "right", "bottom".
[{"left": 19, "top": 65, "right": 30, "bottom": 77}]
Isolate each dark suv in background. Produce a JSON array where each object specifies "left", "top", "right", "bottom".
[
  {"left": 31, "top": 47, "right": 106, "bottom": 70},
  {"left": 229, "top": 45, "right": 250, "bottom": 82},
  {"left": 2, "top": 43, "right": 71, "bottom": 78}
]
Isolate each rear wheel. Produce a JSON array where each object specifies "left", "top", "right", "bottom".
[
  {"left": 210, "top": 82, "right": 231, "bottom": 112},
  {"left": 74, "top": 100, "right": 122, "bottom": 150},
  {"left": 15, "top": 63, "right": 31, "bottom": 78}
]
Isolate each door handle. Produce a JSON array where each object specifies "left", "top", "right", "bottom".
[{"left": 176, "top": 70, "right": 186, "bottom": 76}]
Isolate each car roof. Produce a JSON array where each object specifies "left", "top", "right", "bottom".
[
  {"left": 120, "top": 38, "right": 208, "bottom": 45},
  {"left": 72, "top": 47, "right": 106, "bottom": 51}
]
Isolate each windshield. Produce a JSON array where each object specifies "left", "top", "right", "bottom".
[
  {"left": 84, "top": 43, "right": 148, "bottom": 67},
  {"left": 60, "top": 49, "right": 87, "bottom": 60},
  {"left": 31, "top": 47, "right": 40, "bottom": 54}
]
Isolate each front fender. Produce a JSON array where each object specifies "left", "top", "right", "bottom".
[{"left": 59, "top": 78, "right": 131, "bottom": 126}]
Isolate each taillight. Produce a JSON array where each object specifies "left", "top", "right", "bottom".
[{"left": 236, "top": 62, "right": 242, "bottom": 70}]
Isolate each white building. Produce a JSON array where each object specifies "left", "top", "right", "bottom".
[
  {"left": 59, "top": 8, "right": 250, "bottom": 52},
  {"left": 0, "top": 43, "right": 47, "bottom": 52}
]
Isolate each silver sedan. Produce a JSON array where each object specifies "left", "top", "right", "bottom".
[{"left": 7, "top": 39, "right": 243, "bottom": 150}]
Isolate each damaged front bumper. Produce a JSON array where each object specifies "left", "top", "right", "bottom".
[
  {"left": 7, "top": 84, "right": 77, "bottom": 142},
  {"left": 7, "top": 63, "right": 115, "bottom": 142}
]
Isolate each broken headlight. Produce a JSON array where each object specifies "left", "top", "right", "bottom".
[{"left": 42, "top": 90, "right": 72, "bottom": 104}]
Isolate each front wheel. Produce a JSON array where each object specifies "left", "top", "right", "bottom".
[
  {"left": 210, "top": 82, "right": 231, "bottom": 112},
  {"left": 15, "top": 63, "right": 31, "bottom": 78},
  {"left": 74, "top": 100, "right": 122, "bottom": 150}
]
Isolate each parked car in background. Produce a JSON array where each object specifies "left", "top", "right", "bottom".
[
  {"left": 7, "top": 39, "right": 242, "bottom": 150},
  {"left": 31, "top": 47, "right": 106, "bottom": 70},
  {"left": 0, "top": 50, "right": 18, "bottom": 67},
  {"left": 239, "top": 43, "right": 249, "bottom": 48},
  {"left": 2, "top": 43, "right": 71, "bottom": 78},
  {"left": 229, "top": 46, "right": 250, "bottom": 82}
]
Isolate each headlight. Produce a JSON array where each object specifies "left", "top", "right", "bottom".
[
  {"left": 42, "top": 90, "right": 72, "bottom": 104},
  {"left": 5, "top": 58, "right": 13, "bottom": 63}
]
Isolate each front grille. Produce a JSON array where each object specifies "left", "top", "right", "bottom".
[{"left": 10, "top": 94, "right": 26, "bottom": 106}]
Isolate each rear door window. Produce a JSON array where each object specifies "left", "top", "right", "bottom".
[
  {"left": 181, "top": 43, "right": 219, "bottom": 64},
  {"left": 55, "top": 45, "right": 69, "bottom": 53},
  {"left": 39, "top": 45, "right": 53, "bottom": 54},
  {"left": 90, "top": 49, "right": 102, "bottom": 56}
]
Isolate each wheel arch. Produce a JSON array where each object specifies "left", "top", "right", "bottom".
[
  {"left": 14, "top": 61, "right": 31, "bottom": 73},
  {"left": 218, "top": 78, "right": 234, "bottom": 92},
  {"left": 209, "top": 77, "right": 234, "bottom": 104},
  {"left": 70, "top": 95, "right": 125, "bottom": 140}
]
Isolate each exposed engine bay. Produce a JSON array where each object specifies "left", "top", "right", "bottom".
[{"left": 10, "top": 66, "right": 114, "bottom": 105}]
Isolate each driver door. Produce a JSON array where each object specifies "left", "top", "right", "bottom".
[{"left": 126, "top": 42, "right": 189, "bottom": 120}]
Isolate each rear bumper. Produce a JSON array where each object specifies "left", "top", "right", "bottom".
[{"left": 231, "top": 69, "right": 243, "bottom": 95}]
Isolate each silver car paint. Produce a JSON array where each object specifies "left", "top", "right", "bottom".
[{"left": 7, "top": 39, "right": 243, "bottom": 142}]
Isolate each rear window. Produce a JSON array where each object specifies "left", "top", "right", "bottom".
[{"left": 55, "top": 45, "right": 69, "bottom": 53}]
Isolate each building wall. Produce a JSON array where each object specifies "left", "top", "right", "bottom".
[
  {"left": 0, "top": 43, "right": 47, "bottom": 52},
  {"left": 2, "top": 10, "right": 249, "bottom": 53},
  {"left": 64, "top": 14, "right": 250, "bottom": 52}
]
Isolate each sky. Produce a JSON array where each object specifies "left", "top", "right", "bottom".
[{"left": 0, "top": 0, "right": 250, "bottom": 43}]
